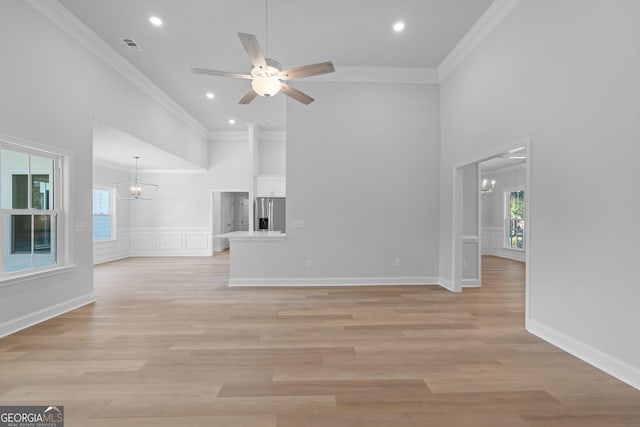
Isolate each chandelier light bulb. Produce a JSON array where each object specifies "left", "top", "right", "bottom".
[{"left": 251, "top": 76, "right": 281, "bottom": 97}]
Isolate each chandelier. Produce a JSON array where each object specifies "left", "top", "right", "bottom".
[
  {"left": 481, "top": 179, "right": 496, "bottom": 194},
  {"left": 114, "top": 156, "right": 158, "bottom": 200}
]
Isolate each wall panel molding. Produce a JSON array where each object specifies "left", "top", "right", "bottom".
[
  {"left": 230, "top": 276, "right": 441, "bottom": 287},
  {"left": 93, "top": 229, "right": 131, "bottom": 265},
  {"left": 130, "top": 228, "right": 211, "bottom": 256}
]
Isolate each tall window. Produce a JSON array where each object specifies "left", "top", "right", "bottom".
[
  {"left": 92, "top": 188, "right": 113, "bottom": 241},
  {"left": 505, "top": 188, "right": 525, "bottom": 250},
  {"left": 1, "top": 145, "right": 62, "bottom": 274}
]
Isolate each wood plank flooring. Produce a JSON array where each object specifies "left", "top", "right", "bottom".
[{"left": 0, "top": 255, "right": 638, "bottom": 426}]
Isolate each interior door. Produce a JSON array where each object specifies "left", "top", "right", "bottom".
[{"left": 221, "top": 193, "right": 234, "bottom": 233}]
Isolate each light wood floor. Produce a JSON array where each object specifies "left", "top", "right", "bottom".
[{"left": 1, "top": 256, "right": 638, "bottom": 426}]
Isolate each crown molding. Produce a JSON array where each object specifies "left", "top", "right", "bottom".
[
  {"left": 481, "top": 160, "right": 526, "bottom": 174},
  {"left": 256, "top": 129, "right": 286, "bottom": 142},
  {"left": 303, "top": 66, "right": 439, "bottom": 84},
  {"left": 208, "top": 129, "right": 286, "bottom": 142},
  {"left": 207, "top": 131, "right": 248, "bottom": 142},
  {"left": 438, "top": 0, "right": 521, "bottom": 82},
  {"left": 25, "top": 0, "right": 208, "bottom": 138},
  {"left": 138, "top": 168, "right": 208, "bottom": 174}
]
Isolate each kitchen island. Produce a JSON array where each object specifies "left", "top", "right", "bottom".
[
  {"left": 216, "top": 230, "right": 286, "bottom": 241},
  {"left": 215, "top": 230, "right": 287, "bottom": 286}
]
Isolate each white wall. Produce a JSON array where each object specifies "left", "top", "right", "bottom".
[
  {"left": 440, "top": 0, "right": 640, "bottom": 386},
  {"left": 128, "top": 139, "right": 250, "bottom": 256},
  {"left": 92, "top": 163, "right": 130, "bottom": 264},
  {"left": 480, "top": 163, "right": 526, "bottom": 262},
  {"left": 258, "top": 138, "right": 286, "bottom": 175},
  {"left": 462, "top": 163, "right": 479, "bottom": 284},
  {"left": 229, "top": 81, "right": 441, "bottom": 285},
  {"left": 0, "top": 1, "right": 206, "bottom": 336}
]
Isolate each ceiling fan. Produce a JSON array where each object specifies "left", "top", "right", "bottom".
[{"left": 192, "top": 32, "right": 335, "bottom": 105}]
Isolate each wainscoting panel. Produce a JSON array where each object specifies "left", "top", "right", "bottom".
[
  {"left": 481, "top": 226, "right": 525, "bottom": 262},
  {"left": 185, "top": 234, "right": 208, "bottom": 250},
  {"left": 130, "top": 228, "right": 211, "bottom": 256},
  {"left": 93, "top": 229, "right": 131, "bottom": 265}
]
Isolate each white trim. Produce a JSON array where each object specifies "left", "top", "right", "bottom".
[
  {"left": 0, "top": 265, "right": 76, "bottom": 288},
  {"left": 438, "top": 277, "right": 455, "bottom": 292},
  {"left": 137, "top": 168, "right": 208, "bottom": 175},
  {"left": 208, "top": 131, "right": 249, "bottom": 142},
  {"left": 130, "top": 227, "right": 210, "bottom": 232},
  {"left": 129, "top": 227, "right": 211, "bottom": 257},
  {"left": 462, "top": 278, "right": 480, "bottom": 287},
  {"left": 527, "top": 319, "right": 640, "bottom": 391},
  {"left": 0, "top": 293, "right": 95, "bottom": 338},
  {"left": 229, "top": 276, "right": 441, "bottom": 287},
  {"left": 93, "top": 229, "right": 130, "bottom": 265},
  {"left": 225, "top": 235, "right": 286, "bottom": 242},
  {"left": 302, "top": 66, "right": 439, "bottom": 84},
  {"left": 0, "top": 132, "right": 74, "bottom": 158},
  {"left": 451, "top": 137, "right": 532, "bottom": 296},
  {"left": 482, "top": 248, "right": 526, "bottom": 263},
  {"left": 438, "top": 0, "right": 521, "bottom": 81},
  {"left": 25, "top": 0, "right": 207, "bottom": 138},
  {"left": 481, "top": 161, "right": 527, "bottom": 175}
]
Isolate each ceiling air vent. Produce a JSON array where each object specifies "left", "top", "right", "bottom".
[{"left": 121, "top": 38, "right": 142, "bottom": 51}]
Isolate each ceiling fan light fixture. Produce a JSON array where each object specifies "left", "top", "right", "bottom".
[{"left": 252, "top": 76, "right": 281, "bottom": 97}]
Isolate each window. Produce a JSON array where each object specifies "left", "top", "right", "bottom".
[
  {"left": 1, "top": 144, "right": 63, "bottom": 275},
  {"left": 92, "top": 188, "right": 113, "bottom": 241},
  {"left": 505, "top": 188, "right": 525, "bottom": 250}
]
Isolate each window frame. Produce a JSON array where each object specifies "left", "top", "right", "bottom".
[
  {"left": 503, "top": 186, "right": 525, "bottom": 251},
  {"left": 0, "top": 136, "right": 69, "bottom": 282},
  {"left": 92, "top": 185, "right": 116, "bottom": 242}
]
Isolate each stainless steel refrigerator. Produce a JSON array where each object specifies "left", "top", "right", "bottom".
[{"left": 255, "top": 197, "right": 286, "bottom": 232}]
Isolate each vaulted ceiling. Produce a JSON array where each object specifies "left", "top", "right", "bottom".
[{"left": 59, "top": 0, "right": 493, "bottom": 133}]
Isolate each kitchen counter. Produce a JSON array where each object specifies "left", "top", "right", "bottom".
[{"left": 215, "top": 231, "right": 286, "bottom": 241}]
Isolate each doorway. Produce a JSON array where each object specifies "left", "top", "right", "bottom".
[
  {"left": 211, "top": 191, "right": 249, "bottom": 253},
  {"left": 452, "top": 138, "right": 531, "bottom": 318}
]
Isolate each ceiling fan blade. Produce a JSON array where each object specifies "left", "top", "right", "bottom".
[
  {"left": 280, "top": 83, "right": 315, "bottom": 105},
  {"left": 239, "top": 89, "right": 258, "bottom": 104},
  {"left": 278, "top": 61, "right": 335, "bottom": 80},
  {"left": 237, "top": 32, "right": 268, "bottom": 71},
  {"left": 191, "top": 68, "right": 252, "bottom": 79}
]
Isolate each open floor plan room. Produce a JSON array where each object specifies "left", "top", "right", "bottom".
[{"left": 0, "top": 256, "right": 638, "bottom": 426}]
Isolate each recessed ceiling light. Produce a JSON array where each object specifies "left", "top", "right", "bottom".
[
  {"left": 149, "top": 16, "right": 163, "bottom": 27},
  {"left": 206, "top": 92, "right": 215, "bottom": 99},
  {"left": 228, "top": 119, "right": 235, "bottom": 125},
  {"left": 393, "top": 21, "right": 405, "bottom": 32}
]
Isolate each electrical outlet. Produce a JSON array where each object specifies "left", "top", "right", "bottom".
[
  {"left": 306, "top": 259, "right": 313, "bottom": 268},
  {"left": 395, "top": 258, "right": 401, "bottom": 266}
]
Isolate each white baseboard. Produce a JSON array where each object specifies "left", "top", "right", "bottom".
[
  {"left": 482, "top": 248, "right": 525, "bottom": 262},
  {"left": 94, "top": 254, "right": 129, "bottom": 265},
  {"left": 229, "top": 276, "right": 441, "bottom": 287},
  {"left": 462, "top": 278, "right": 480, "bottom": 288},
  {"left": 437, "top": 277, "right": 456, "bottom": 292},
  {"left": 131, "top": 250, "right": 211, "bottom": 257},
  {"left": 130, "top": 228, "right": 211, "bottom": 257},
  {"left": 527, "top": 319, "right": 640, "bottom": 391},
  {"left": 93, "top": 230, "right": 131, "bottom": 265},
  {"left": 0, "top": 293, "right": 95, "bottom": 338}
]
